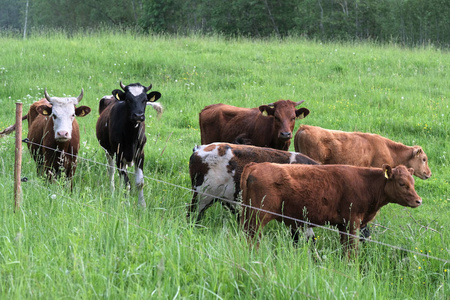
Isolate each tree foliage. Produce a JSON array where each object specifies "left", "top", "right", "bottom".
[{"left": 1, "top": 0, "right": 450, "bottom": 47}]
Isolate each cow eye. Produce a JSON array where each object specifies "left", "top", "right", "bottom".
[
  {"left": 398, "top": 181, "right": 405, "bottom": 187},
  {"left": 423, "top": 158, "right": 427, "bottom": 162}
]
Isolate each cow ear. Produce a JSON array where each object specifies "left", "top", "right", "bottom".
[
  {"left": 37, "top": 105, "right": 52, "bottom": 116},
  {"left": 147, "top": 91, "right": 161, "bottom": 102},
  {"left": 259, "top": 105, "right": 275, "bottom": 116},
  {"left": 382, "top": 164, "right": 393, "bottom": 179},
  {"left": 75, "top": 106, "right": 91, "bottom": 117},
  {"left": 412, "top": 146, "right": 423, "bottom": 157},
  {"left": 296, "top": 108, "right": 310, "bottom": 119},
  {"left": 112, "top": 89, "right": 125, "bottom": 101}
]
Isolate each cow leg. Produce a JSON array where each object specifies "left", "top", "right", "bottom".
[
  {"left": 106, "top": 152, "right": 116, "bottom": 190},
  {"left": 291, "top": 226, "right": 316, "bottom": 245},
  {"left": 134, "top": 153, "right": 146, "bottom": 208},
  {"left": 135, "top": 166, "right": 146, "bottom": 208},
  {"left": 338, "top": 223, "right": 359, "bottom": 258},
  {"left": 186, "top": 191, "right": 199, "bottom": 221},
  {"left": 195, "top": 196, "right": 216, "bottom": 223}
]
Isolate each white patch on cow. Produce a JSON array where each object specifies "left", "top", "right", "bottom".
[
  {"left": 195, "top": 143, "right": 236, "bottom": 210},
  {"left": 128, "top": 85, "right": 145, "bottom": 97},
  {"left": 289, "top": 152, "right": 298, "bottom": 163},
  {"left": 135, "top": 167, "right": 146, "bottom": 207},
  {"left": 48, "top": 97, "right": 78, "bottom": 141}
]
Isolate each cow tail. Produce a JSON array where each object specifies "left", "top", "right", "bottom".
[
  {"left": 148, "top": 102, "right": 164, "bottom": 119},
  {"left": 240, "top": 162, "right": 257, "bottom": 229},
  {"left": 0, "top": 115, "right": 28, "bottom": 137}
]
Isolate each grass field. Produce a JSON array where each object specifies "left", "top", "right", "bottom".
[{"left": 0, "top": 31, "right": 449, "bottom": 299}]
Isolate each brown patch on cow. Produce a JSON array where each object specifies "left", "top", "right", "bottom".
[{"left": 203, "top": 144, "right": 217, "bottom": 152}]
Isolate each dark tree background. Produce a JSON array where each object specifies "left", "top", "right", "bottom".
[{"left": 1, "top": 0, "right": 450, "bottom": 47}]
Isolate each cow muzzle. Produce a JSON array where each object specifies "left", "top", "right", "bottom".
[
  {"left": 279, "top": 132, "right": 292, "bottom": 140},
  {"left": 132, "top": 113, "right": 145, "bottom": 122},
  {"left": 55, "top": 131, "right": 71, "bottom": 142}
]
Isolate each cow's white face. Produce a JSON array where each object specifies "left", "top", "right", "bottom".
[{"left": 48, "top": 97, "right": 78, "bottom": 142}]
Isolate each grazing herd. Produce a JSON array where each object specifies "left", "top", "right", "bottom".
[{"left": 1, "top": 82, "right": 432, "bottom": 257}]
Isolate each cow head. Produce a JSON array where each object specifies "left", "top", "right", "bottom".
[
  {"left": 383, "top": 164, "right": 422, "bottom": 208},
  {"left": 259, "top": 99, "right": 310, "bottom": 142},
  {"left": 37, "top": 88, "right": 91, "bottom": 142},
  {"left": 112, "top": 82, "right": 161, "bottom": 123},
  {"left": 407, "top": 146, "right": 432, "bottom": 180}
]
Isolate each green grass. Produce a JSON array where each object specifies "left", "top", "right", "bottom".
[{"left": 0, "top": 31, "right": 449, "bottom": 299}]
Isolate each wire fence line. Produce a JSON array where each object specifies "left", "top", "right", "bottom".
[{"left": 9, "top": 138, "right": 450, "bottom": 264}]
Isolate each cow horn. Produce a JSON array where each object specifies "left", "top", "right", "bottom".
[
  {"left": 44, "top": 88, "right": 51, "bottom": 101},
  {"left": 76, "top": 88, "right": 84, "bottom": 103},
  {"left": 145, "top": 84, "right": 152, "bottom": 91},
  {"left": 120, "top": 81, "right": 126, "bottom": 90},
  {"left": 295, "top": 100, "right": 305, "bottom": 106}
]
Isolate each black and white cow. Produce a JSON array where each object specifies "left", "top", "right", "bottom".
[
  {"left": 187, "top": 143, "right": 319, "bottom": 222},
  {"left": 96, "top": 82, "right": 162, "bottom": 207}
]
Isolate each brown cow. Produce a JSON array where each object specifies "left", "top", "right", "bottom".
[
  {"left": 26, "top": 89, "right": 91, "bottom": 182},
  {"left": 187, "top": 142, "right": 318, "bottom": 223},
  {"left": 240, "top": 163, "right": 422, "bottom": 256},
  {"left": 199, "top": 100, "right": 310, "bottom": 151},
  {"left": 294, "top": 125, "right": 432, "bottom": 180}
]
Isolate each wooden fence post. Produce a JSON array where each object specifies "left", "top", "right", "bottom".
[{"left": 14, "top": 102, "right": 23, "bottom": 212}]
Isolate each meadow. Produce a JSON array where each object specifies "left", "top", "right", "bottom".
[{"left": 0, "top": 31, "right": 449, "bottom": 299}]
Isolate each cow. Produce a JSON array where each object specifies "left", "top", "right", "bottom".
[
  {"left": 240, "top": 163, "right": 422, "bottom": 257},
  {"left": 199, "top": 100, "right": 310, "bottom": 151},
  {"left": 294, "top": 125, "right": 432, "bottom": 180},
  {"left": 187, "top": 142, "right": 318, "bottom": 223},
  {"left": 23, "top": 89, "right": 91, "bottom": 184},
  {"left": 96, "top": 82, "right": 162, "bottom": 208}
]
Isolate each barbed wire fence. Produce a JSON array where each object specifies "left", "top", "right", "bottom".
[{"left": 3, "top": 136, "right": 447, "bottom": 266}]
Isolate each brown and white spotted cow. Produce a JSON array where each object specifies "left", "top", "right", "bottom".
[
  {"left": 199, "top": 100, "right": 310, "bottom": 151},
  {"left": 294, "top": 125, "right": 432, "bottom": 180},
  {"left": 187, "top": 143, "right": 318, "bottom": 223},
  {"left": 26, "top": 88, "right": 91, "bottom": 182},
  {"left": 240, "top": 163, "right": 422, "bottom": 257}
]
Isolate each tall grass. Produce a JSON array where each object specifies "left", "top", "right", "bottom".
[{"left": 0, "top": 31, "right": 449, "bottom": 299}]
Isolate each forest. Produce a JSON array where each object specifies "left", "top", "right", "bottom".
[{"left": 2, "top": 0, "right": 450, "bottom": 47}]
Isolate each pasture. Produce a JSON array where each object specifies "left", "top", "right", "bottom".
[{"left": 0, "top": 31, "right": 449, "bottom": 299}]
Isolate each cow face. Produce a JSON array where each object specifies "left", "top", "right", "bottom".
[
  {"left": 112, "top": 82, "right": 161, "bottom": 123},
  {"left": 39, "top": 88, "right": 91, "bottom": 142},
  {"left": 259, "top": 100, "right": 310, "bottom": 141},
  {"left": 383, "top": 164, "right": 422, "bottom": 208},
  {"left": 407, "top": 146, "right": 432, "bottom": 180}
]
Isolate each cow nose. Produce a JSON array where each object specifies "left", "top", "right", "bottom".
[
  {"left": 133, "top": 113, "right": 145, "bottom": 122},
  {"left": 56, "top": 131, "right": 69, "bottom": 138},
  {"left": 279, "top": 132, "right": 292, "bottom": 139},
  {"left": 416, "top": 198, "right": 422, "bottom": 206}
]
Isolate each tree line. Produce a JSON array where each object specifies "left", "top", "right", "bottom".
[{"left": 2, "top": 0, "right": 450, "bottom": 47}]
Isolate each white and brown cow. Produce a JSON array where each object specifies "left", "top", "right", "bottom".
[
  {"left": 96, "top": 82, "right": 162, "bottom": 207},
  {"left": 26, "top": 89, "right": 91, "bottom": 183},
  {"left": 187, "top": 143, "right": 318, "bottom": 222}
]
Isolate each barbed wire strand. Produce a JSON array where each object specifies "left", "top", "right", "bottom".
[{"left": 16, "top": 138, "right": 450, "bottom": 264}]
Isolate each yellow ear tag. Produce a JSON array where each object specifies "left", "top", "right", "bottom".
[
  {"left": 42, "top": 110, "right": 49, "bottom": 115},
  {"left": 297, "top": 113, "right": 305, "bottom": 119},
  {"left": 384, "top": 170, "right": 389, "bottom": 179},
  {"left": 149, "top": 96, "right": 155, "bottom": 102},
  {"left": 261, "top": 110, "right": 268, "bottom": 117},
  {"left": 115, "top": 94, "right": 120, "bottom": 100},
  {"left": 79, "top": 111, "right": 85, "bottom": 117}
]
